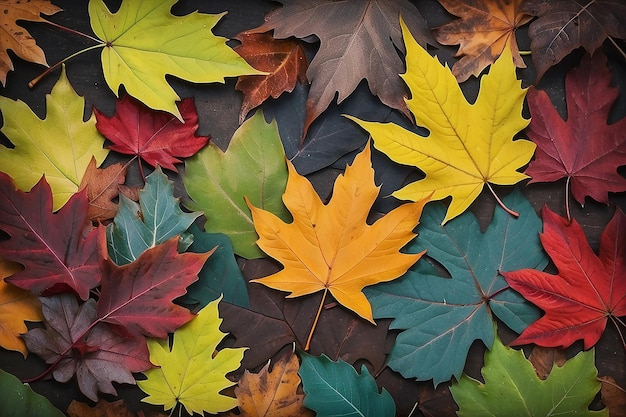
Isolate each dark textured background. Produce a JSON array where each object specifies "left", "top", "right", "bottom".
[{"left": 1, "top": 1, "right": 624, "bottom": 415}]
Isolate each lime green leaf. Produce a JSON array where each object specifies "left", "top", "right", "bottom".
[
  {"left": 0, "top": 369, "right": 64, "bottom": 417},
  {"left": 299, "top": 353, "right": 395, "bottom": 417},
  {"left": 107, "top": 166, "right": 200, "bottom": 265},
  {"left": 451, "top": 333, "right": 608, "bottom": 417},
  {"left": 88, "top": 0, "right": 264, "bottom": 119},
  {"left": 348, "top": 20, "right": 534, "bottom": 224},
  {"left": 0, "top": 65, "right": 108, "bottom": 211},
  {"left": 138, "top": 297, "right": 246, "bottom": 415},
  {"left": 183, "top": 110, "right": 289, "bottom": 259}
]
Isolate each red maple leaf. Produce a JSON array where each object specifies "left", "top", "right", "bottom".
[
  {"left": 97, "top": 231, "right": 212, "bottom": 339},
  {"left": 94, "top": 96, "right": 209, "bottom": 172},
  {"left": 0, "top": 172, "right": 100, "bottom": 299},
  {"left": 524, "top": 52, "right": 626, "bottom": 217},
  {"left": 502, "top": 207, "right": 626, "bottom": 350},
  {"left": 22, "top": 293, "right": 152, "bottom": 401}
]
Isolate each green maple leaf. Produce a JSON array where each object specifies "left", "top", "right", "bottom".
[
  {"left": 0, "top": 65, "right": 108, "bottom": 211},
  {"left": 88, "top": 0, "right": 263, "bottom": 119},
  {"left": 365, "top": 189, "right": 545, "bottom": 385},
  {"left": 299, "top": 353, "right": 395, "bottom": 417},
  {"left": 183, "top": 110, "right": 290, "bottom": 259},
  {"left": 451, "top": 333, "right": 608, "bottom": 417},
  {"left": 107, "top": 167, "right": 200, "bottom": 265},
  {"left": 138, "top": 297, "right": 246, "bottom": 415}
]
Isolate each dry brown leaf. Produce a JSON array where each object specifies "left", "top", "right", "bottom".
[
  {"left": 434, "top": 0, "right": 531, "bottom": 82},
  {"left": 0, "top": 0, "right": 61, "bottom": 85},
  {"left": 235, "top": 32, "right": 307, "bottom": 124},
  {"left": 67, "top": 399, "right": 168, "bottom": 417},
  {"left": 231, "top": 352, "right": 314, "bottom": 417},
  {"left": 78, "top": 159, "right": 128, "bottom": 223},
  {"left": 599, "top": 376, "right": 626, "bottom": 417},
  {"left": 528, "top": 345, "right": 566, "bottom": 380}
]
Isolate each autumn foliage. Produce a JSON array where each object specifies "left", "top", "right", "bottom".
[{"left": 0, "top": 0, "right": 624, "bottom": 416}]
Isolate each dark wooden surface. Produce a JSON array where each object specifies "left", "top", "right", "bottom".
[{"left": 1, "top": 1, "right": 625, "bottom": 416}]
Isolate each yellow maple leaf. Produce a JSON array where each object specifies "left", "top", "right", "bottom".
[
  {"left": 348, "top": 19, "right": 535, "bottom": 224},
  {"left": 0, "top": 65, "right": 108, "bottom": 211},
  {"left": 229, "top": 352, "right": 313, "bottom": 417},
  {"left": 247, "top": 144, "right": 427, "bottom": 350},
  {"left": 0, "top": 258, "right": 42, "bottom": 357},
  {"left": 138, "top": 297, "right": 246, "bottom": 416},
  {"left": 434, "top": 0, "right": 532, "bottom": 82}
]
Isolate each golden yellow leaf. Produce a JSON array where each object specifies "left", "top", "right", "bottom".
[
  {"left": 0, "top": 0, "right": 61, "bottom": 86},
  {"left": 349, "top": 19, "right": 535, "bottom": 224},
  {"left": 247, "top": 144, "right": 427, "bottom": 349},
  {"left": 0, "top": 258, "right": 42, "bottom": 357},
  {"left": 434, "top": 0, "right": 532, "bottom": 82},
  {"left": 231, "top": 352, "right": 313, "bottom": 417}
]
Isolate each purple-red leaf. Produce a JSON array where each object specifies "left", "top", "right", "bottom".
[
  {"left": 97, "top": 232, "right": 211, "bottom": 339},
  {"left": 0, "top": 172, "right": 100, "bottom": 299},
  {"left": 94, "top": 96, "right": 209, "bottom": 172},
  {"left": 525, "top": 52, "right": 626, "bottom": 207},
  {"left": 22, "top": 293, "right": 152, "bottom": 402}
]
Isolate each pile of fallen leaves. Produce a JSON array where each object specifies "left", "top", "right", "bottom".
[{"left": 0, "top": 0, "right": 625, "bottom": 416}]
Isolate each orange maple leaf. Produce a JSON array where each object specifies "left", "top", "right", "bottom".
[
  {"left": 246, "top": 143, "right": 427, "bottom": 350},
  {"left": 434, "top": 0, "right": 531, "bottom": 82},
  {"left": 0, "top": 0, "right": 61, "bottom": 86},
  {"left": 0, "top": 258, "right": 42, "bottom": 357}
]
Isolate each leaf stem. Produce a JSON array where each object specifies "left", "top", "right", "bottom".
[
  {"left": 29, "top": 43, "right": 105, "bottom": 88},
  {"left": 518, "top": 50, "right": 532, "bottom": 55},
  {"left": 565, "top": 176, "right": 572, "bottom": 223},
  {"left": 304, "top": 288, "right": 328, "bottom": 351},
  {"left": 43, "top": 20, "right": 102, "bottom": 43},
  {"left": 486, "top": 182, "right": 519, "bottom": 218},
  {"left": 609, "top": 315, "right": 626, "bottom": 351}
]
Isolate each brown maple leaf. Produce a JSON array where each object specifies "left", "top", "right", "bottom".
[
  {"left": 0, "top": 0, "right": 61, "bottom": 85},
  {"left": 434, "top": 0, "right": 532, "bottom": 82},
  {"left": 522, "top": 0, "right": 626, "bottom": 80},
  {"left": 250, "top": 0, "right": 434, "bottom": 137},
  {"left": 78, "top": 159, "right": 129, "bottom": 223},
  {"left": 235, "top": 31, "right": 308, "bottom": 124}
]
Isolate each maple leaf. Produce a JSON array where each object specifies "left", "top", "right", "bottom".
[
  {"left": 247, "top": 143, "right": 427, "bottom": 350},
  {"left": 522, "top": 0, "right": 626, "bottom": 80},
  {"left": 525, "top": 52, "right": 626, "bottom": 217},
  {"left": 88, "top": 0, "right": 263, "bottom": 119},
  {"left": 0, "top": 0, "right": 61, "bottom": 86},
  {"left": 78, "top": 159, "right": 129, "bottom": 223},
  {"left": 0, "top": 258, "right": 42, "bottom": 357},
  {"left": 234, "top": 32, "right": 308, "bottom": 124},
  {"left": 251, "top": 0, "right": 434, "bottom": 136},
  {"left": 349, "top": 21, "right": 535, "bottom": 224},
  {"left": 94, "top": 96, "right": 209, "bottom": 172},
  {"left": 138, "top": 298, "right": 246, "bottom": 415},
  {"left": 434, "top": 0, "right": 532, "bottom": 82},
  {"left": 229, "top": 352, "right": 313, "bottom": 417},
  {"left": 365, "top": 190, "right": 545, "bottom": 384},
  {"left": 299, "top": 353, "right": 396, "bottom": 417},
  {"left": 0, "top": 65, "right": 108, "bottom": 211},
  {"left": 0, "top": 172, "right": 100, "bottom": 300},
  {"left": 22, "top": 293, "right": 153, "bottom": 402},
  {"left": 98, "top": 233, "right": 211, "bottom": 339},
  {"left": 107, "top": 167, "right": 201, "bottom": 265},
  {"left": 502, "top": 207, "right": 626, "bottom": 350},
  {"left": 183, "top": 110, "right": 290, "bottom": 259},
  {"left": 67, "top": 399, "right": 167, "bottom": 417},
  {"left": 451, "top": 333, "right": 608, "bottom": 417}
]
